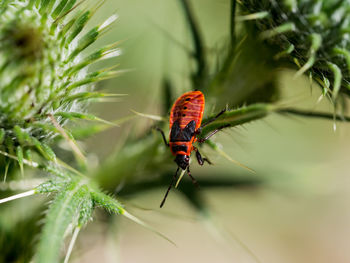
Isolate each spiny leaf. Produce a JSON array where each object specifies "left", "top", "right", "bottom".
[
  {"left": 91, "top": 190, "right": 124, "bottom": 214},
  {"left": 34, "top": 179, "right": 89, "bottom": 263},
  {"left": 200, "top": 103, "right": 274, "bottom": 139},
  {"left": 36, "top": 179, "right": 71, "bottom": 193},
  {"left": 66, "top": 10, "right": 92, "bottom": 45},
  {"left": 78, "top": 188, "right": 93, "bottom": 226}
]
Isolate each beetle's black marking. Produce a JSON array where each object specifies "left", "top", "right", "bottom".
[
  {"left": 185, "top": 98, "right": 190, "bottom": 101},
  {"left": 171, "top": 145, "right": 188, "bottom": 153},
  {"left": 170, "top": 121, "right": 181, "bottom": 142},
  {"left": 184, "top": 106, "right": 187, "bottom": 109},
  {"left": 182, "top": 114, "right": 186, "bottom": 117},
  {"left": 170, "top": 120, "right": 197, "bottom": 142},
  {"left": 181, "top": 120, "right": 196, "bottom": 141},
  {"left": 183, "top": 120, "right": 196, "bottom": 135}
]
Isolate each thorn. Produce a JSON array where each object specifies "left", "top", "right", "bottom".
[
  {"left": 294, "top": 33, "right": 322, "bottom": 79},
  {"left": 98, "top": 14, "right": 118, "bottom": 31},
  {"left": 0, "top": 190, "right": 36, "bottom": 204},
  {"left": 130, "top": 109, "right": 166, "bottom": 121},
  {"left": 327, "top": 62, "right": 342, "bottom": 101},
  {"left": 48, "top": 114, "right": 86, "bottom": 163},
  {"left": 260, "top": 22, "right": 295, "bottom": 40},
  {"left": 209, "top": 142, "right": 255, "bottom": 173},
  {"left": 0, "top": 150, "right": 39, "bottom": 168},
  {"left": 236, "top": 11, "right": 269, "bottom": 22},
  {"left": 3, "top": 162, "right": 9, "bottom": 183},
  {"left": 64, "top": 227, "right": 81, "bottom": 263},
  {"left": 121, "top": 209, "right": 176, "bottom": 246}
]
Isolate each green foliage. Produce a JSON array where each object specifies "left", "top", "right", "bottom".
[
  {"left": 34, "top": 179, "right": 88, "bottom": 263},
  {"left": 240, "top": 0, "right": 350, "bottom": 102},
  {"left": 32, "top": 172, "right": 133, "bottom": 263},
  {"left": 200, "top": 103, "right": 274, "bottom": 139},
  {"left": 0, "top": 0, "right": 120, "bottom": 165},
  {"left": 1, "top": 1, "right": 350, "bottom": 262},
  {"left": 0, "top": 199, "right": 44, "bottom": 263}
]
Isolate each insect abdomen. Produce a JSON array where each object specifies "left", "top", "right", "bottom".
[{"left": 169, "top": 91, "right": 205, "bottom": 130}]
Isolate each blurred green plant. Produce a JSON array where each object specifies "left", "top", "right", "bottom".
[
  {"left": 0, "top": 0, "right": 120, "bottom": 169},
  {"left": 240, "top": 0, "right": 350, "bottom": 105},
  {"left": 1, "top": 0, "right": 350, "bottom": 262},
  {"left": 0, "top": 0, "right": 131, "bottom": 262}
]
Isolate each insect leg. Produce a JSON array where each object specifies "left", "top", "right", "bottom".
[
  {"left": 197, "top": 124, "right": 230, "bottom": 143},
  {"left": 160, "top": 167, "right": 179, "bottom": 208},
  {"left": 203, "top": 157, "right": 212, "bottom": 165},
  {"left": 193, "top": 146, "right": 212, "bottom": 165},
  {"left": 187, "top": 166, "right": 199, "bottom": 189},
  {"left": 154, "top": 127, "right": 169, "bottom": 147}
]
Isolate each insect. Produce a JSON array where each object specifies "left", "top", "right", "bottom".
[{"left": 156, "top": 90, "right": 227, "bottom": 207}]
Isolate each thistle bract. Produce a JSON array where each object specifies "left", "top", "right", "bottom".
[
  {"left": 0, "top": 0, "right": 119, "bottom": 163},
  {"left": 240, "top": 0, "right": 350, "bottom": 101}
]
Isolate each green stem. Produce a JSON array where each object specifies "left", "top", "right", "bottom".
[
  {"left": 200, "top": 104, "right": 273, "bottom": 139},
  {"left": 230, "top": 0, "right": 236, "bottom": 47},
  {"left": 179, "top": 0, "right": 206, "bottom": 88},
  {"left": 278, "top": 108, "right": 350, "bottom": 122}
]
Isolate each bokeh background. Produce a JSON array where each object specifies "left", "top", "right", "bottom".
[
  {"left": 3, "top": 0, "right": 350, "bottom": 262},
  {"left": 83, "top": 0, "right": 350, "bottom": 262}
]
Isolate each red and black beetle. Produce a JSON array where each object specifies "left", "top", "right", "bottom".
[{"left": 157, "top": 90, "right": 226, "bottom": 207}]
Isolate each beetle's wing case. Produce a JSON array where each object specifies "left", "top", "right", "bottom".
[{"left": 169, "top": 91, "right": 205, "bottom": 131}]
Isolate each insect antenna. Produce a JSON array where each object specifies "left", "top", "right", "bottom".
[
  {"left": 187, "top": 166, "right": 199, "bottom": 189},
  {"left": 160, "top": 167, "right": 180, "bottom": 208}
]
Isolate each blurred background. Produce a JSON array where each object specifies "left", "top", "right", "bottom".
[
  {"left": 3, "top": 0, "right": 350, "bottom": 262},
  {"left": 81, "top": 0, "right": 350, "bottom": 262}
]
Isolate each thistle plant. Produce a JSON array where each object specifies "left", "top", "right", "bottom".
[
  {"left": 0, "top": 1, "right": 139, "bottom": 262},
  {"left": 97, "top": 0, "right": 350, "bottom": 206},
  {"left": 0, "top": 0, "right": 120, "bottom": 170},
  {"left": 1, "top": 0, "right": 350, "bottom": 262},
  {"left": 240, "top": 0, "right": 350, "bottom": 104}
]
